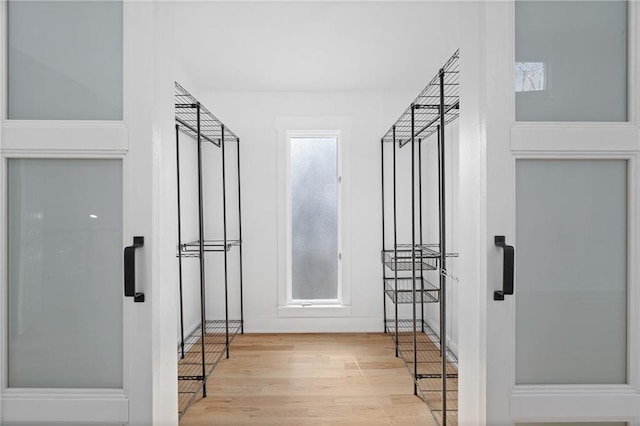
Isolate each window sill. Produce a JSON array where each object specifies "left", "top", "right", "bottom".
[{"left": 277, "top": 305, "right": 352, "bottom": 318}]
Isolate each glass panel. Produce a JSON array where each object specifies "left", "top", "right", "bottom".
[
  {"left": 516, "top": 160, "right": 627, "bottom": 384},
  {"left": 8, "top": 0, "right": 123, "bottom": 120},
  {"left": 515, "top": 1, "right": 627, "bottom": 122},
  {"left": 290, "top": 137, "right": 338, "bottom": 300},
  {"left": 8, "top": 159, "right": 123, "bottom": 388}
]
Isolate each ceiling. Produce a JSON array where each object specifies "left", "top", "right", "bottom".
[{"left": 174, "top": 1, "right": 460, "bottom": 93}]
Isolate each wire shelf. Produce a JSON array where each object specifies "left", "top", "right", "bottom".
[
  {"left": 384, "top": 278, "right": 439, "bottom": 303},
  {"left": 382, "top": 50, "right": 459, "bottom": 145},
  {"left": 381, "top": 249, "right": 437, "bottom": 271},
  {"left": 387, "top": 319, "right": 436, "bottom": 338},
  {"left": 178, "top": 239, "right": 242, "bottom": 257},
  {"left": 387, "top": 319, "right": 458, "bottom": 381},
  {"left": 385, "top": 319, "right": 458, "bottom": 425},
  {"left": 175, "top": 82, "right": 238, "bottom": 146},
  {"left": 422, "top": 386, "right": 459, "bottom": 426},
  {"left": 380, "top": 48, "right": 460, "bottom": 426},
  {"left": 395, "top": 243, "right": 459, "bottom": 259},
  {"left": 177, "top": 320, "right": 242, "bottom": 418},
  {"left": 386, "top": 319, "right": 458, "bottom": 366}
]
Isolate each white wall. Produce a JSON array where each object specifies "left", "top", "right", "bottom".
[
  {"left": 176, "top": 132, "right": 205, "bottom": 339},
  {"left": 176, "top": 131, "right": 243, "bottom": 339},
  {"left": 421, "top": 123, "right": 460, "bottom": 356},
  {"left": 174, "top": 60, "right": 205, "bottom": 342},
  {"left": 200, "top": 138, "right": 243, "bottom": 326},
  {"left": 191, "top": 91, "right": 416, "bottom": 332}
]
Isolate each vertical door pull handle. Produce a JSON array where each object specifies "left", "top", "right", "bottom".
[
  {"left": 494, "top": 235, "right": 514, "bottom": 301},
  {"left": 124, "top": 236, "right": 145, "bottom": 303}
]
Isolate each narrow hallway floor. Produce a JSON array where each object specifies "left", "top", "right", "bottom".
[{"left": 179, "top": 333, "right": 437, "bottom": 425}]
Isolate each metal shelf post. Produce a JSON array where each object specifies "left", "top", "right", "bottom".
[
  {"left": 378, "top": 50, "right": 460, "bottom": 426},
  {"left": 174, "top": 82, "right": 243, "bottom": 418}
]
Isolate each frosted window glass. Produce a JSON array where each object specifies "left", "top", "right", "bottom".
[
  {"left": 8, "top": 159, "right": 123, "bottom": 388},
  {"left": 290, "top": 137, "right": 338, "bottom": 300},
  {"left": 8, "top": 0, "right": 123, "bottom": 120},
  {"left": 515, "top": 1, "right": 627, "bottom": 121},
  {"left": 516, "top": 160, "right": 627, "bottom": 384}
]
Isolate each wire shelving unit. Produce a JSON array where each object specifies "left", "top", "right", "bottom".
[
  {"left": 380, "top": 50, "right": 460, "bottom": 426},
  {"left": 174, "top": 82, "right": 245, "bottom": 418}
]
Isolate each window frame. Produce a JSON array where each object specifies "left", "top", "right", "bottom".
[
  {"left": 275, "top": 117, "right": 352, "bottom": 318},
  {"left": 285, "top": 131, "right": 342, "bottom": 306}
]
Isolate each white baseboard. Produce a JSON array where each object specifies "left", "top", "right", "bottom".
[
  {"left": 422, "top": 314, "right": 459, "bottom": 358},
  {"left": 243, "top": 316, "right": 384, "bottom": 333},
  {"left": 179, "top": 315, "right": 455, "bottom": 352}
]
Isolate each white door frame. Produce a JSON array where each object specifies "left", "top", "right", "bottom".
[
  {"left": 459, "top": 1, "right": 640, "bottom": 424},
  {"left": 0, "top": 1, "right": 177, "bottom": 424}
]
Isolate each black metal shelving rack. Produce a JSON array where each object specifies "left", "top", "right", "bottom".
[
  {"left": 381, "top": 50, "right": 459, "bottom": 426},
  {"left": 174, "top": 82, "right": 245, "bottom": 418}
]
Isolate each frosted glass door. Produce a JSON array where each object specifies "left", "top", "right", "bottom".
[
  {"left": 290, "top": 137, "right": 339, "bottom": 300},
  {"left": 515, "top": 160, "right": 627, "bottom": 385},
  {"left": 515, "top": 0, "right": 627, "bottom": 122},
  {"left": 7, "top": 0, "right": 123, "bottom": 120},
  {"left": 7, "top": 159, "right": 123, "bottom": 388}
]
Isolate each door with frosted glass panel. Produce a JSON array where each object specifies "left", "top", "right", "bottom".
[
  {"left": 477, "top": 0, "right": 640, "bottom": 424},
  {"left": 1, "top": 0, "right": 161, "bottom": 423}
]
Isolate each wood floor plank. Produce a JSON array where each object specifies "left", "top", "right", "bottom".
[{"left": 179, "top": 333, "right": 438, "bottom": 425}]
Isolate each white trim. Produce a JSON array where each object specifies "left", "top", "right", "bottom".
[
  {"left": 511, "top": 124, "right": 640, "bottom": 153},
  {"left": 629, "top": 0, "right": 639, "bottom": 126},
  {"left": 0, "top": 157, "right": 6, "bottom": 425},
  {"left": 511, "top": 387, "right": 640, "bottom": 421},
  {"left": 629, "top": 154, "right": 640, "bottom": 393},
  {"left": 122, "top": 1, "right": 178, "bottom": 424},
  {"left": 0, "top": 121, "right": 128, "bottom": 153},
  {"left": 245, "top": 316, "right": 380, "bottom": 334},
  {"left": 2, "top": 390, "right": 128, "bottom": 424},
  {"left": 277, "top": 305, "right": 352, "bottom": 318},
  {"left": 118, "top": 1, "right": 135, "bottom": 416},
  {"left": 0, "top": 0, "right": 6, "bottom": 123},
  {"left": 0, "top": 6, "right": 7, "bottom": 411},
  {"left": 1, "top": 150, "right": 127, "bottom": 159},
  {"left": 457, "top": 3, "right": 491, "bottom": 424}
]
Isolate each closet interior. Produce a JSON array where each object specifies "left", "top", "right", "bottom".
[
  {"left": 174, "top": 82, "right": 244, "bottom": 418},
  {"left": 380, "top": 50, "right": 460, "bottom": 426}
]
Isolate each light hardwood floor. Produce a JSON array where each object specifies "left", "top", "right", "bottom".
[{"left": 179, "top": 333, "right": 437, "bottom": 425}]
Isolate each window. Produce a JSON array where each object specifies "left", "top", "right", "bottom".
[
  {"left": 276, "top": 117, "right": 351, "bottom": 318},
  {"left": 514, "top": 62, "right": 546, "bottom": 92},
  {"left": 288, "top": 135, "right": 341, "bottom": 304}
]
